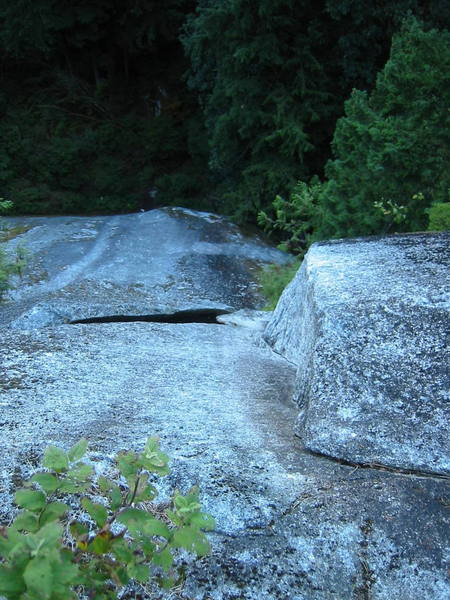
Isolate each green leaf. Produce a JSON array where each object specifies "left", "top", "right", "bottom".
[
  {"left": 33, "top": 522, "right": 64, "bottom": 547},
  {"left": 43, "top": 446, "right": 69, "bottom": 473},
  {"left": 0, "top": 566, "right": 26, "bottom": 594},
  {"left": 98, "top": 476, "right": 123, "bottom": 510},
  {"left": 52, "top": 551, "right": 79, "bottom": 589},
  {"left": 134, "top": 475, "right": 158, "bottom": 503},
  {"left": 117, "top": 451, "right": 139, "bottom": 480},
  {"left": 158, "top": 574, "right": 177, "bottom": 589},
  {"left": 142, "top": 517, "right": 170, "bottom": 539},
  {"left": 59, "top": 479, "right": 89, "bottom": 494},
  {"left": 39, "top": 502, "right": 70, "bottom": 526},
  {"left": 67, "top": 462, "right": 93, "bottom": 481},
  {"left": 116, "top": 508, "right": 150, "bottom": 535},
  {"left": 166, "top": 509, "right": 182, "bottom": 527},
  {"left": 111, "top": 539, "right": 134, "bottom": 563},
  {"left": 171, "top": 527, "right": 210, "bottom": 557},
  {"left": 11, "top": 510, "right": 39, "bottom": 532},
  {"left": 70, "top": 521, "right": 89, "bottom": 539},
  {"left": 0, "top": 528, "right": 24, "bottom": 557},
  {"left": 116, "top": 508, "right": 170, "bottom": 538},
  {"left": 153, "top": 547, "right": 174, "bottom": 572},
  {"left": 139, "top": 537, "right": 156, "bottom": 558},
  {"left": 31, "top": 472, "right": 60, "bottom": 494},
  {"left": 140, "top": 437, "right": 170, "bottom": 475},
  {"left": 23, "top": 557, "right": 53, "bottom": 599},
  {"left": 190, "top": 512, "right": 216, "bottom": 531},
  {"left": 67, "top": 438, "right": 88, "bottom": 463},
  {"left": 127, "top": 562, "right": 149, "bottom": 583},
  {"left": 90, "top": 532, "right": 113, "bottom": 555},
  {"left": 108, "top": 485, "right": 123, "bottom": 511},
  {"left": 81, "top": 498, "right": 108, "bottom": 528},
  {"left": 112, "top": 565, "right": 130, "bottom": 587},
  {"left": 97, "top": 476, "right": 114, "bottom": 493},
  {"left": 15, "top": 489, "right": 46, "bottom": 512}
]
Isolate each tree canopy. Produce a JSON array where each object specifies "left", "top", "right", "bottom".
[{"left": 0, "top": 0, "right": 447, "bottom": 238}]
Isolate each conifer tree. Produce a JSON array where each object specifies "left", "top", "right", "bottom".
[
  {"left": 183, "top": 0, "right": 445, "bottom": 222},
  {"left": 319, "top": 19, "right": 450, "bottom": 238}
]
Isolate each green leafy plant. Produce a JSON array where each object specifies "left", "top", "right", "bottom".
[
  {"left": 318, "top": 18, "right": 450, "bottom": 239},
  {"left": 0, "top": 200, "right": 28, "bottom": 300},
  {"left": 0, "top": 437, "right": 215, "bottom": 599},
  {"left": 258, "top": 178, "right": 325, "bottom": 254},
  {"left": 258, "top": 260, "right": 301, "bottom": 311},
  {"left": 373, "top": 198, "right": 408, "bottom": 231},
  {"left": 427, "top": 199, "right": 450, "bottom": 231}
]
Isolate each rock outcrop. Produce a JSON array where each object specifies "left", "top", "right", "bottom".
[
  {"left": 1, "top": 216, "right": 449, "bottom": 600},
  {"left": 264, "top": 232, "right": 450, "bottom": 476},
  {"left": 1, "top": 207, "right": 289, "bottom": 328}
]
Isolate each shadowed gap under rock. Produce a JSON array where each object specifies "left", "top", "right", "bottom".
[{"left": 70, "top": 308, "right": 230, "bottom": 325}]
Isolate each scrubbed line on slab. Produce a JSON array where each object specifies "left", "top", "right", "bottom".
[{"left": 69, "top": 308, "right": 230, "bottom": 325}]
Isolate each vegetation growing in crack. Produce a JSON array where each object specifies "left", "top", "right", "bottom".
[
  {"left": 258, "top": 260, "right": 302, "bottom": 311},
  {"left": 0, "top": 437, "right": 215, "bottom": 599},
  {"left": 0, "top": 200, "right": 28, "bottom": 301}
]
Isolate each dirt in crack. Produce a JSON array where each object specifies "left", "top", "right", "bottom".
[{"left": 70, "top": 308, "right": 230, "bottom": 325}]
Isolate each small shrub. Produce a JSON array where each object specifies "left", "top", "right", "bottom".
[
  {"left": 0, "top": 200, "right": 27, "bottom": 301},
  {"left": 258, "top": 177, "right": 324, "bottom": 254},
  {"left": 427, "top": 201, "right": 450, "bottom": 231},
  {"left": 0, "top": 437, "right": 215, "bottom": 599},
  {"left": 259, "top": 260, "right": 301, "bottom": 311}
]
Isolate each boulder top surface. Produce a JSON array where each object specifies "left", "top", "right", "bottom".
[
  {"left": 265, "top": 232, "right": 450, "bottom": 476},
  {"left": 0, "top": 207, "right": 289, "bottom": 328}
]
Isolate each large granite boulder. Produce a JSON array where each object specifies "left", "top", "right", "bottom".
[{"left": 264, "top": 232, "right": 450, "bottom": 476}]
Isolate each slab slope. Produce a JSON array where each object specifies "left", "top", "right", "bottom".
[
  {"left": 0, "top": 207, "right": 289, "bottom": 328},
  {"left": 1, "top": 323, "right": 449, "bottom": 600},
  {"left": 1, "top": 221, "right": 449, "bottom": 599}
]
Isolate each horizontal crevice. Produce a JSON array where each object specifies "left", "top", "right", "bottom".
[
  {"left": 303, "top": 448, "right": 450, "bottom": 481},
  {"left": 69, "top": 308, "right": 230, "bottom": 325}
]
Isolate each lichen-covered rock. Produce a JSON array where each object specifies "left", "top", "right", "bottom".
[{"left": 264, "top": 232, "right": 450, "bottom": 476}]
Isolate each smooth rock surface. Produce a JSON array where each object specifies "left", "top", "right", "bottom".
[
  {"left": 1, "top": 220, "right": 449, "bottom": 599},
  {"left": 216, "top": 308, "right": 272, "bottom": 330},
  {"left": 1, "top": 324, "right": 449, "bottom": 600},
  {"left": 0, "top": 207, "right": 289, "bottom": 328},
  {"left": 264, "top": 232, "right": 450, "bottom": 476}
]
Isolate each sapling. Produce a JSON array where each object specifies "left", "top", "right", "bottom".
[{"left": 0, "top": 437, "right": 215, "bottom": 600}]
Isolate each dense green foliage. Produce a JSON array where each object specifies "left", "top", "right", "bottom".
[
  {"left": 0, "top": 200, "right": 27, "bottom": 300},
  {"left": 1, "top": 0, "right": 446, "bottom": 222},
  {"left": 428, "top": 202, "right": 450, "bottom": 231},
  {"left": 183, "top": 0, "right": 447, "bottom": 221},
  {"left": 258, "top": 259, "right": 301, "bottom": 310},
  {"left": 0, "top": 0, "right": 210, "bottom": 215},
  {"left": 320, "top": 19, "right": 450, "bottom": 238},
  {"left": 260, "top": 19, "right": 450, "bottom": 250},
  {"left": 0, "top": 437, "right": 214, "bottom": 599}
]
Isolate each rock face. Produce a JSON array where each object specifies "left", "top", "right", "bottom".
[
  {"left": 1, "top": 218, "right": 449, "bottom": 600},
  {"left": 264, "top": 232, "right": 450, "bottom": 476},
  {"left": 1, "top": 207, "right": 289, "bottom": 328}
]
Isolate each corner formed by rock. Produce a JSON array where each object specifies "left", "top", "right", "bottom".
[{"left": 265, "top": 232, "right": 450, "bottom": 477}]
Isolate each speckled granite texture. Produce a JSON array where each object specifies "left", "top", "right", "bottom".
[{"left": 265, "top": 232, "right": 450, "bottom": 476}]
